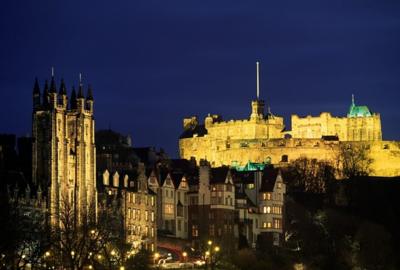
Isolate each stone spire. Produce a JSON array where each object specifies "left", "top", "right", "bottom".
[
  {"left": 59, "top": 79, "right": 67, "bottom": 95},
  {"left": 70, "top": 86, "right": 77, "bottom": 110},
  {"left": 86, "top": 84, "right": 93, "bottom": 101},
  {"left": 42, "top": 80, "right": 49, "bottom": 107},
  {"left": 33, "top": 78, "right": 41, "bottom": 109},
  {"left": 77, "top": 84, "right": 84, "bottom": 99},
  {"left": 50, "top": 75, "right": 57, "bottom": 93},
  {"left": 33, "top": 77, "right": 40, "bottom": 94}
]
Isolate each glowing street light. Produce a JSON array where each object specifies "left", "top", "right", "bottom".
[
  {"left": 111, "top": 250, "right": 116, "bottom": 256},
  {"left": 45, "top": 251, "right": 51, "bottom": 257},
  {"left": 154, "top": 252, "right": 160, "bottom": 259},
  {"left": 71, "top": 251, "right": 75, "bottom": 258},
  {"left": 97, "top": 254, "right": 102, "bottom": 260},
  {"left": 214, "top": 246, "right": 220, "bottom": 252},
  {"left": 182, "top": 251, "right": 188, "bottom": 262},
  {"left": 205, "top": 251, "right": 210, "bottom": 257},
  {"left": 207, "top": 240, "right": 212, "bottom": 246},
  {"left": 120, "top": 266, "right": 125, "bottom": 270}
]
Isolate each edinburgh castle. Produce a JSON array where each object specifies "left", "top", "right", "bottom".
[{"left": 179, "top": 62, "right": 400, "bottom": 177}]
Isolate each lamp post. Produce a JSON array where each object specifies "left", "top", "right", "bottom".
[
  {"left": 205, "top": 240, "right": 220, "bottom": 270},
  {"left": 154, "top": 252, "right": 160, "bottom": 265}
]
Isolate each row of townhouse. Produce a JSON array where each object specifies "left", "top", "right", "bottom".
[
  {"left": 99, "top": 163, "right": 157, "bottom": 252},
  {"left": 98, "top": 159, "right": 286, "bottom": 253}
]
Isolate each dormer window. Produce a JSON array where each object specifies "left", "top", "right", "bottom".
[{"left": 263, "top": 193, "right": 271, "bottom": 200}]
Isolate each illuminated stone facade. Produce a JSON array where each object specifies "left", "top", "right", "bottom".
[
  {"left": 32, "top": 77, "right": 97, "bottom": 225},
  {"left": 179, "top": 98, "right": 400, "bottom": 177},
  {"left": 100, "top": 165, "right": 157, "bottom": 252},
  {"left": 291, "top": 96, "right": 382, "bottom": 141}
]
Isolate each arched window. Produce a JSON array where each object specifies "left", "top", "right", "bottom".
[{"left": 281, "top": 155, "right": 288, "bottom": 162}]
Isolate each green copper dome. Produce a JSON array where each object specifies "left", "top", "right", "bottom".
[{"left": 347, "top": 95, "right": 372, "bottom": 118}]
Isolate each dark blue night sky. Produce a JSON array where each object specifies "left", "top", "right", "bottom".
[{"left": 1, "top": 0, "right": 400, "bottom": 157}]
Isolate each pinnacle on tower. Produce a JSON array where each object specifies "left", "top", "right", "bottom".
[
  {"left": 59, "top": 79, "right": 67, "bottom": 95},
  {"left": 50, "top": 75, "right": 57, "bottom": 93},
  {"left": 70, "top": 86, "right": 77, "bottom": 109},
  {"left": 86, "top": 84, "right": 93, "bottom": 101},
  {"left": 33, "top": 77, "right": 40, "bottom": 94},
  {"left": 43, "top": 80, "right": 49, "bottom": 106},
  {"left": 77, "top": 84, "right": 84, "bottom": 99}
]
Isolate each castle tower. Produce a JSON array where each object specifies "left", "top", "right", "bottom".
[
  {"left": 32, "top": 73, "right": 97, "bottom": 226},
  {"left": 250, "top": 61, "right": 265, "bottom": 121}
]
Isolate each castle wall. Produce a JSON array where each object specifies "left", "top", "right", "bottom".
[
  {"left": 291, "top": 112, "right": 382, "bottom": 141},
  {"left": 180, "top": 136, "right": 400, "bottom": 177}
]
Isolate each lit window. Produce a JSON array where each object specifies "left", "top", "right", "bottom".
[
  {"left": 263, "top": 193, "right": 272, "bottom": 200},
  {"left": 263, "top": 206, "right": 271, "bottom": 214},
  {"left": 151, "top": 211, "right": 155, "bottom": 222},
  {"left": 181, "top": 181, "right": 187, "bottom": 188},
  {"left": 192, "top": 225, "right": 198, "bottom": 237},
  {"left": 165, "top": 204, "right": 174, "bottom": 215},
  {"left": 273, "top": 218, "right": 281, "bottom": 229},
  {"left": 272, "top": 206, "right": 282, "bottom": 214}
]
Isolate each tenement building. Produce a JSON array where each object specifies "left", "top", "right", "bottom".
[
  {"left": 179, "top": 64, "right": 400, "bottom": 177},
  {"left": 99, "top": 163, "right": 157, "bottom": 252},
  {"left": 233, "top": 163, "right": 286, "bottom": 247},
  {"left": 32, "top": 75, "right": 97, "bottom": 225}
]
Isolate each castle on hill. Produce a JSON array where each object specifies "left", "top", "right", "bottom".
[{"left": 179, "top": 63, "right": 399, "bottom": 177}]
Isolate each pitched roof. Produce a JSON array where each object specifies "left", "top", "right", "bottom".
[
  {"left": 260, "top": 167, "right": 280, "bottom": 192},
  {"left": 210, "top": 167, "right": 230, "bottom": 184}
]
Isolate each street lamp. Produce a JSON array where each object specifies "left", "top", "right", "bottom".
[
  {"left": 182, "top": 251, "right": 187, "bottom": 263},
  {"left": 205, "top": 240, "right": 220, "bottom": 270},
  {"left": 154, "top": 252, "right": 160, "bottom": 265}
]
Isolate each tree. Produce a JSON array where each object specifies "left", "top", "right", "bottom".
[
  {"left": 285, "top": 158, "right": 336, "bottom": 194},
  {"left": 0, "top": 194, "right": 49, "bottom": 270},
  {"left": 125, "top": 248, "right": 151, "bottom": 270},
  {"left": 338, "top": 143, "right": 373, "bottom": 179},
  {"left": 355, "top": 222, "right": 395, "bottom": 270}
]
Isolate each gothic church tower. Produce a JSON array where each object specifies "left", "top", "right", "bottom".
[{"left": 32, "top": 73, "right": 97, "bottom": 226}]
